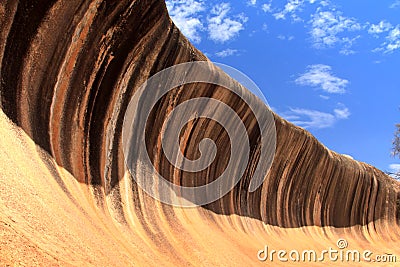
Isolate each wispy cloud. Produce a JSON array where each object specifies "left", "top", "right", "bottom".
[
  {"left": 295, "top": 64, "right": 348, "bottom": 94},
  {"left": 270, "top": 0, "right": 320, "bottom": 21},
  {"left": 390, "top": 164, "right": 400, "bottom": 173},
  {"left": 262, "top": 2, "right": 272, "bottom": 13},
  {"left": 273, "top": 12, "right": 285, "bottom": 20},
  {"left": 247, "top": 0, "right": 257, "bottom": 6},
  {"left": 334, "top": 105, "right": 350, "bottom": 119},
  {"left": 207, "top": 3, "right": 247, "bottom": 43},
  {"left": 390, "top": 0, "right": 400, "bottom": 8},
  {"left": 273, "top": 0, "right": 307, "bottom": 21},
  {"left": 286, "top": 63, "right": 350, "bottom": 129},
  {"left": 319, "top": 95, "right": 330, "bottom": 100},
  {"left": 285, "top": 108, "right": 335, "bottom": 129},
  {"left": 389, "top": 164, "right": 400, "bottom": 178},
  {"left": 339, "top": 35, "right": 360, "bottom": 55},
  {"left": 318, "top": 0, "right": 331, "bottom": 6},
  {"left": 385, "top": 25, "right": 400, "bottom": 53},
  {"left": 261, "top": 1, "right": 399, "bottom": 55},
  {"left": 283, "top": 105, "right": 350, "bottom": 129},
  {"left": 373, "top": 24, "right": 400, "bottom": 53},
  {"left": 309, "top": 9, "right": 361, "bottom": 50},
  {"left": 215, "top": 48, "right": 239, "bottom": 57},
  {"left": 166, "top": 0, "right": 205, "bottom": 43},
  {"left": 166, "top": 1, "right": 246, "bottom": 44},
  {"left": 277, "top": 35, "right": 295, "bottom": 41},
  {"left": 368, "top": 21, "right": 393, "bottom": 36}
]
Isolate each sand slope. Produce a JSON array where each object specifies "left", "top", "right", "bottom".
[{"left": 1, "top": 0, "right": 399, "bottom": 266}]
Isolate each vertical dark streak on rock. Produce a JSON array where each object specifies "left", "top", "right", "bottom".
[{"left": 1, "top": 0, "right": 57, "bottom": 148}]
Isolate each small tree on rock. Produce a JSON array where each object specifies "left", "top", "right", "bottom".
[
  {"left": 391, "top": 123, "right": 400, "bottom": 179},
  {"left": 393, "top": 124, "right": 400, "bottom": 158}
]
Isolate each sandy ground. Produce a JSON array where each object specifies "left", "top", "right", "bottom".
[{"left": 1, "top": 110, "right": 399, "bottom": 266}]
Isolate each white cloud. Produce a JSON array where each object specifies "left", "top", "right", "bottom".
[
  {"left": 390, "top": 164, "right": 400, "bottom": 172},
  {"left": 273, "top": 12, "right": 285, "bottom": 20},
  {"left": 295, "top": 64, "right": 348, "bottom": 94},
  {"left": 207, "top": 3, "right": 247, "bottom": 43},
  {"left": 286, "top": 108, "right": 336, "bottom": 128},
  {"left": 309, "top": 9, "right": 361, "bottom": 49},
  {"left": 167, "top": 1, "right": 247, "bottom": 44},
  {"left": 339, "top": 35, "right": 360, "bottom": 55},
  {"left": 389, "top": 164, "right": 400, "bottom": 178},
  {"left": 319, "top": 0, "right": 331, "bottom": 6},
  {"left": 339, "top": 48, "right": 355, "bottom": 56},
  {"left": 166, "top": 0, "right": 205, "bottom": 43},
  {"left": 215, "top": 48, "right": 239, "bottom": 57},
  {"left": 368, "top": 21, "right": 393, "bottom": 36},
  {"left": 386, "top": 25, "right": 400, "bottom": 52},
  {"left": 334, "top": 106, "right": 350, "bottom": 119},
  {"left": 373, "top": 24, "right": 400, "bottom": 53},
  {"left": 248, "top": 0, "right": 257, "bottom": 6},
  {"left": 388, "top": 25, "right": 400, "bottom": 40},
  {"left": 266, "top": 0, "right": 324, "bottom": 20},
  {"left": 277, "top": 35, "right": 295, "bottom": 41},
  {"left": 390, "top": 0, "right": 400, "bottom": 8},
  {"left": 262, "top": 3, "right": 272, "bottom": 13},
  {"left": 283, "top": 105, "right": 350, "bottom": 129},
  {"left": 372, "top": 47, "right": 384, "bottom": 53},
  {"left": 319, "top": 95, "right": 330, "bottom": 100},
  {"left": 285, "top": 0, "right": 304, "bottom": 13},
  {"left": 273, "top": 0, "right": 306, "bottom": 21}
]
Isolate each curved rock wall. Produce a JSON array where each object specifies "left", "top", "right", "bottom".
[{"left": 1, "top": 0, "right": 399, "bottom": 265}]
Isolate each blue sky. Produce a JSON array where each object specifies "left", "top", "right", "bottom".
[{"left": 166, "top": 0, "right": 400, "bottom": 176}]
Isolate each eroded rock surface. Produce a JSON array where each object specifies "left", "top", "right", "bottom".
[{"left": 1, "top": 0, "right": 399, "bottom": 265}]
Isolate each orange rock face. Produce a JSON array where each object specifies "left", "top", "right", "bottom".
[{"left": 0, "top": 0, "right": 399, "bottom": 266}]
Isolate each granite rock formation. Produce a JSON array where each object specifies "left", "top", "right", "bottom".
[{"left": 1, "top": 0, "right": 399, "bottom": 265}]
